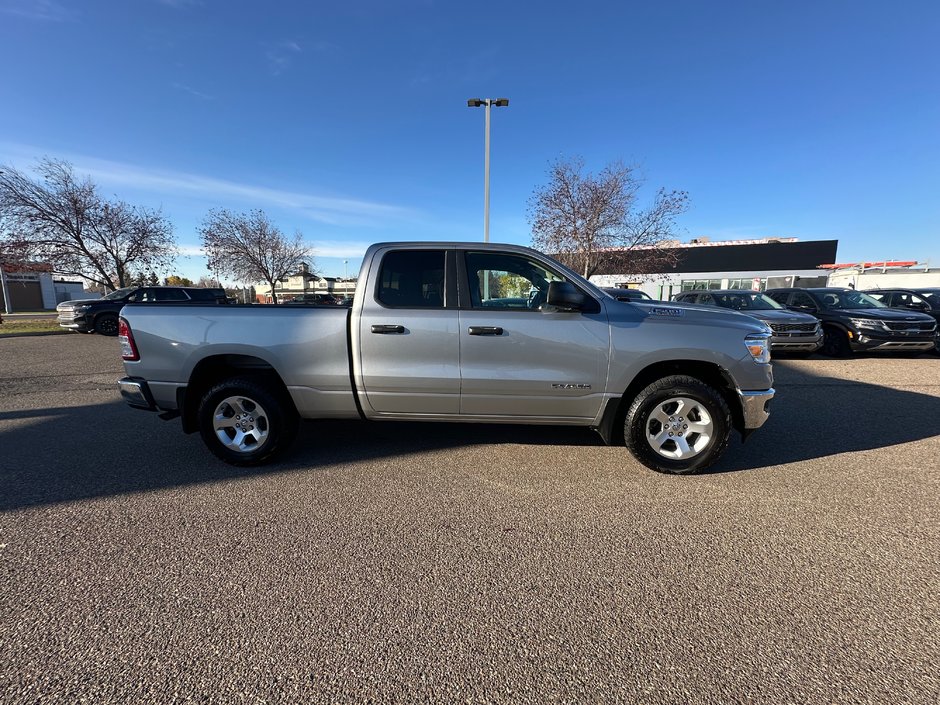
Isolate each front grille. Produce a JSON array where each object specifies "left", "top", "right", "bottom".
[
  {"left": 769, "top": 322, "right": 817, "bottom": 333},
  {"left": 883, "top": 321, "right": 937, "bottom": 333}
]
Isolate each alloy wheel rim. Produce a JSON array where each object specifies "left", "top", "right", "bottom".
[
  {"left": 212, "top": 395, "right": 270, "bottom": 454},
  {"left": 645, "top": 396, "right": 714, "bottom": 460}
]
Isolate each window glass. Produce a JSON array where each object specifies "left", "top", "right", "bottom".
[
  {"left": 866, "top": 291, "right": 891, "bottom": 304},
  {"left": 698, "top": 293, "right": 715, "bottom": 305},
  {"left": 790, "top": 291, "right": 817, "bottom": 309},
  {"left": 817, "top": 290, "right": 883, "bottom": 309},
  {"left": 377, "top": 250, "right": 445, "bottom": 308},
  {"left": 188, "top": 288, "right": 223, "bottom": 301},
  {"left": 711, "top": 292, "right": 783, "bottom": 310},
  {"left": 766, "top": 291, "right": 790, "bottom": 305},
  {"left": 104, "top": 287, "right": 137, "bottom": 301},
  {"left": 154, "top": 288, "right": 189, "bottom": 302},
  {"left": 465, "top": 252, "right": 566, "bottom": 310}
]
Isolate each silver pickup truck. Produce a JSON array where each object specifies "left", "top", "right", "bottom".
[{"left": 117, "top": 242, "right": 775, "bottom": 475}]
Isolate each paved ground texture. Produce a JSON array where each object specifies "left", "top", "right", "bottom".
[{"left": 1, "top": 334, "right": 938, "bottom": 704}]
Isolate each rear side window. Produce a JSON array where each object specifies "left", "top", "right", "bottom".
[
  {"left": 377, "top": 250, "right": 446, "bottom": 308},
  {"left": 153, "top": 288, "right": 189, "bottom": 302},
  {"left": 187, "top": 288, "right": 225, "bottom": 301}
]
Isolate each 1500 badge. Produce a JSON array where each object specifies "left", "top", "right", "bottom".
[
  {"left": 552, "top": 383, "right": 592, "bottom": 389},
  {"left": 649, "top": 307, "right": 684, "bottom": 317}
]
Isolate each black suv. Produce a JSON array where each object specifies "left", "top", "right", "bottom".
[
  {"left": 864, "top": 288, "right": 940, "bottom": 352},
  {"left": 764, "top": 287, "right": 938, "bottom": 357},
  {"left": 56, "top": 286, "right": 229, "bottom": 336},
  {"left": 671, "top": 289, "right": 822, "bottom": 354}
]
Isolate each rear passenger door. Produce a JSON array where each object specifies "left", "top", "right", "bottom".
[{"left": 356, "top": 248, "right": 460, "bottom": 415}]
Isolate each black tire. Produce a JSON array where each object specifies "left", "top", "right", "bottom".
[
  {"left": 624, "top": 375, "right": 732, "bottom": 475},
  {"left": 197, "top": 377, "right": 298, "bottom": 466},
  {"left": 94, "top": 313, "right": 119, "bottom": 336},
  {"left": 820, "top": 326, "right": 851, "bottom": 357}
]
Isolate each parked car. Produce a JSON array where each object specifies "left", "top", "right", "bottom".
[
  {"left": 764, "top": 287, "right": 938, "bottom": 357},
  {"left": 284, "top": 293, "right": 340, "bottom": 305},
  {"left": 603, "top": 287, "right": 656, "bottom": 302},
  {"left": 117, "top": 241, "right": 775, "bottom": 475},
  {"left": 863, "top": 288, "right": 940, "bottom": 352},
  {"left": 671, "top": 289, "right": 822, "bottom": 354},
  {"left": 56, "top": 286, "right": 229, "bottom": 336}
]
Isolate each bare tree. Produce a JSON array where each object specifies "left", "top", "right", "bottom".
[
  {"left": 198, "top": 209, "right": 312, "bottom": 304},
  {"left": 0, "top": 159, "right": 177, "bottom": 290},
  {"left": 527, "top": 156, "right": 689, "bottom": 278}
]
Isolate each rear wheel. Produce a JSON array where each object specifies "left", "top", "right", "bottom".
[
  {"left": 624, "top": 375, "right": 731, "bottom": 475},
  {"left": 821, "top": 326, "right": 851, "bottom": 357},
  {"left": 197, "top": 377, "right": 298, "bottom": 465},
  {"left": 94, "top": 313, "right": 119, "bottom": 336}
]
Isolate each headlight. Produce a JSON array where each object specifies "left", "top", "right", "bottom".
[
  {"left": 847, "top": 317, "right": 887, "bottom": 330},
  {"left": 745, "top": 334, "right": 771, "bottom": 364}
]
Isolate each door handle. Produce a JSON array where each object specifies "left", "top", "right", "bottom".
[
  {"left": 371, "top": 324, "right": 405, "bottom": 334},
  {"left": 468, "top": 326, "right": 503, "bottom": 336}
]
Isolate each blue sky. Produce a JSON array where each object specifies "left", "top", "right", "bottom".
[{"left": 1, "top": 0, "right": 938, "bottom": 282}]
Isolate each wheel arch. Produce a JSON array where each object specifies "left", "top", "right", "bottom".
[
  {"left": 179, "top": 354, "right": 295, "bottom": 434},
  {"left": 596, "top": 359, "right": 743, "bottom": 445}
]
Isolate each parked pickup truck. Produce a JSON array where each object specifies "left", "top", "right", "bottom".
[
  {"left": 57, "top": 285, "right": 228, "bottom": 336},
  {"left": 117, "top": 242, "right": 775, "bottom": 475}
]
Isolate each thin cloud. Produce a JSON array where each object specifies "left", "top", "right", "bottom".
[
  {"left": 171, "top": 82, "right": 214, "bottom": 100},
  {"left": 0, "top": 144, "right": 418, "bottom": 228},
  {"left": 313, "top": 241, "right": 373, "bottom": 259},
  {"left": 1, "top": 0, "right": 76, "bottom": 21},
  {"left": 266, "top": 40, "right": 303, "bottom": 76}
]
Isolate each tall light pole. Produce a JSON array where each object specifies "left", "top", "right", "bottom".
[{"left": 467, "top": 98, "right": 509, "bottom": 243}]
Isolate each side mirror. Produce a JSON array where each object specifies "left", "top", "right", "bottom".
[{"left": 546, "top": 281, "right": 588, "bottom": 311}]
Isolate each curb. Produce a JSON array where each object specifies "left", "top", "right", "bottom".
[{"left": 0, "top": 330, "right": 72, "bottom": 339}]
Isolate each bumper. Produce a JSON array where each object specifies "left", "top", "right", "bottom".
[
  {"left": 738, "top": 388, "right": 774, "bottom": 429},
  {"left": 849, "top": 331, "right": 937, "bottom": 352},
  {"left": 770, "top": 332, "right": 822, "bottom": 352},
  {"left": 118, "top": 377, "right": 157, "bottom": 411},
  {"left": 57, "top": 313, "right": 90, "bottom": 332}
]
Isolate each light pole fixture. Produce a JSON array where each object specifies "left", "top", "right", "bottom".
[{"left": 467, "top": 97, "right": 509, "bottom": 243}]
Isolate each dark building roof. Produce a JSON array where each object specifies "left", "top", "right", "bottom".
[{"left": 593, "top": 239, "right": 839, "bottom": 275}]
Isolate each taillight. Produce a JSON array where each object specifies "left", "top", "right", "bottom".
[{"left": 119, "top": 317, "right": 139, "bottom": 361}]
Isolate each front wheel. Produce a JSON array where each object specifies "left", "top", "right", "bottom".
[
  {"left": 820, "top": 326, "right": 851, "bottom": 357},
  {"left": 94, "top": 313, "right": 119, "bottom": 336},
  {"left": 197, "top": 377, "right": 298, "bottom": 465},
  {"left": 624, "top": 375, "right": 732, "bottom": 475}
]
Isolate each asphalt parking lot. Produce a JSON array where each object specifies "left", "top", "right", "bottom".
[{"left": 1, "top": 334, "right": 938, "bottom": 704}]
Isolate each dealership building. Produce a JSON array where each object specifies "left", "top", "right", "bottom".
[{"left": 587, "top": 237, "right": 840, "bottom": 299}]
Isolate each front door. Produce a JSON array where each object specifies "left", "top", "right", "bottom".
[{"left": 457, "top": 250, "right": 609, "bottom": 420}]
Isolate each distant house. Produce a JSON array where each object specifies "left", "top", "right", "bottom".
[
  {"left": 0, "top": 262, "right": 88, "bottom": 313},
  {"left": 256, "top": 262, "right": 358, "bottom": 303}
]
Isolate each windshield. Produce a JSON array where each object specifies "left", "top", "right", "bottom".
[
  {"left": 710, "top": 292, "right": 783, "bottom": 311},
  {"left": 815, "top": 290, "right": 885, "bottom": 310},
  {"left": 102, "top": 287, "right": 137, "bottom": 300}
]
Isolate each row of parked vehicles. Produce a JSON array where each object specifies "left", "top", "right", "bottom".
[
  {"left": 605, "top": 286, "right": 940, "bottom": 357},
  {"left": 56, "top": 286, "right": 355, "bottom": 335}
]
